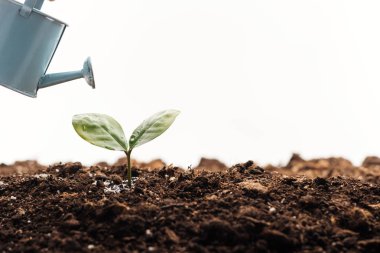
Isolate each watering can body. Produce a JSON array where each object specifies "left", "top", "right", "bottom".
[{"left": 0, "top": 0, "right": 95, "bottom": 97}]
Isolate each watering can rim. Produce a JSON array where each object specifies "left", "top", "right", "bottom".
[{"left": 6, "top": 0, "right": 68, "bottom": 26}]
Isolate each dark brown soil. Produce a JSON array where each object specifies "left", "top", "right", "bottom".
[{"left": 0, "top": 155, "right": 379, "bottom": 252}]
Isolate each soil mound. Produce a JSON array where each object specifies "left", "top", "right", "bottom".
[{"left": 0, "top": 156, "right": 379, "bottom": 252}]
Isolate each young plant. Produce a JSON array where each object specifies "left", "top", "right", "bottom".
[{"left": 72, "top": 110, "right": 180, "bottom": 187}]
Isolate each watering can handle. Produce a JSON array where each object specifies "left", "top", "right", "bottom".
[{"left": 20, "top": 0, "right": 45, "bottom": 17}]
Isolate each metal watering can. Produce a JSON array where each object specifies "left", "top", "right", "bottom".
[{"left": 0, "top": 0, "right": 95, "bottom": 97}]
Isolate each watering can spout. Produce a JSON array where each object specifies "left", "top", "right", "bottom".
[{"left": 38, "top": 57, "right": 95, "bottom": 90}]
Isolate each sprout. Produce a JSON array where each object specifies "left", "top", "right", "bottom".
[{"left": 72, "top": 110, "right": 180, "bottom": 187}]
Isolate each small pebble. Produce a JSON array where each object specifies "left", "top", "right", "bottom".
[
  {"left": 34, "top": 174, "right": 48, "bottom": 179},
  {"left": 145, "top": 229, "right": 153, "bottom": 236},
  {"left": 10, "top": 196, "right": 17, "bottom": 200},
  {"left": 148, "top": 246, "right": 156, "bottom": 252},
  {"left": 88, "top": 244, "right": 95, "bottom": 250},
  {"left": 17, "top": 208, "right": 26, "bottom": 215},
  {"left": 269, "top": 207, "right": 276, "bottom": 213}
]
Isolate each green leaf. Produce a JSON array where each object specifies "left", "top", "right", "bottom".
[
  {"left": 129, "top": 110, "right": 180, "bottom": 150},
  {"left": 72, "top": 113, "right": 128, "bottom": 151}
]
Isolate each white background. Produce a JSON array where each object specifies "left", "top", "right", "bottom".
[{"left": 1, "top": 0, "right": 380, "bottom": 167}]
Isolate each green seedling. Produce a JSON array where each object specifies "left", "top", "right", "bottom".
[{"left": 72, "top": 110, "right": 180, "bottom": 187}]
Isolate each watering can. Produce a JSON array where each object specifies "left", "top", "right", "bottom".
[{"left": 0, "top": 0, "right": 95, "bottom": 97}]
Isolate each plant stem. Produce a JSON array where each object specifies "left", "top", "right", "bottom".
[{"left": 125, "top": 150, "right": 132, "bottom": 188}]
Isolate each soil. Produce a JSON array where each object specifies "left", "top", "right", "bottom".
[{"left": 0, "top": 154, "right": 379, "bottom": 252}]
